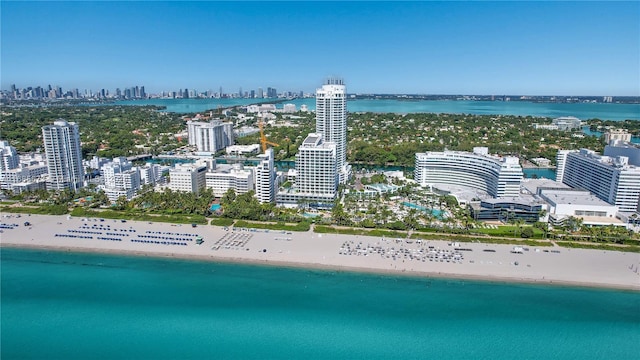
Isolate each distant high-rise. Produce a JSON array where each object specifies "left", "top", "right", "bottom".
[
  {"left": 316, "top": 77, "right": 350, "bottom": 183},
  {"left": 42, "top": 119, "right": 84, "bottom": 191}
]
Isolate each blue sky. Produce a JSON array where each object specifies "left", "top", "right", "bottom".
[{"left": 2, "top": 1, "right": 638, "bottom": 95}]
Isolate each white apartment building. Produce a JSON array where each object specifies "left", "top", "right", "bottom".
[
  {"left": 552, "top": 116, "right": 582, "bottom": 131},
  {"left": 414, "top": 147, "right": 523, "bottom": 198},
  {"left": 555, "top": 150, "right": 578, "bottom": 183},
  {"left": 254, "top": 148, "right": 275, "bottom": 203},
  {"left": 316, "top": 78, "right": 350, "bottom": 183},
  {"left": 187, "top": 120, "right": 234, "bottom": 153},
  {"left": 205, "top": 164, "right": 254, "bottom": 197},
  {"left": 0, "top": 140, "right": 19, "bottom": 172},
  {"left": 138, "top": 163, "right": 163, "bottom": 185},
  {"left": 603, "top": 129, "right": 632, "bottom": 144},
  {"left": 558, "top": 148, "right": 640, "bottom": 212},
  {"left": 168, "top": 163, "right": 207, "bottom": 194},
  {"left": 42, "top": 119, "right": 84, "bottom": 191},
  {"left": 276, "top": 134, "right": 338, "bottom": 207},
  {"left": 101, "top": 157, "right": 141, "bottom": 202},
  {"left": 282, "top": 104, "right": 297, "bottom": 113}
]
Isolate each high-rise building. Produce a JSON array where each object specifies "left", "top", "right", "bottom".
[
  {"left": 255, "top": 148, "right": 275, "bottom": 203},
  {"left": 603, "top": 129, "right": 632, "bottom": 144},
  {"left": 315, "top": 78, "right": 350, "bottom": 183},
  {"left": 0, "top": 140, "right": 20, "bottom": 173},
  {"left": 414, "top": 147, "right": 523, "bottom": 198},
  {"left": 169, "top": 163, "right": 207, "bottom": 194},
  {"left": 294, "top": 133, "right": 338, "bottom": 200},
  {"left": 604, "top": 141, "right": 640, "bottom": 166},
  {"left": 101, "top": 157, "right": 141, "bottom": 202},
  {"left": 257, "top": 88, "right": 263, "bottom": 98},
  {"left": 558, "top": 148, "right": 640, "bottom": 212},
  {"left": 42, "top": 119, "right": 84, "bottom": 191},
  {"left": 187, "top": 120, "right": 234, "bottom": 153},
  {"left": 555, "top": 150, "right": 578, "bottom": 183}
]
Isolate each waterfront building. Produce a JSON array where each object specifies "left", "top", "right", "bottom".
[
  {"left": 558, "top": 149, "right": 640, "bottom": 212},
  {"left": 42, "top": 119, "right": 84, "bottom": 191},
  {"left": 469, "top": 198, "right": 545, "bottom": 223},
  {"left": 603, "top": 129, "right": 632, "bottom": 144},
  {"left": 282, "top": 104, "right": 297, "bottom": 113},
  {"left": 100, "top": 157, "right": 141, "bottom": 202},
  {"left": 187, "top": 120, "right": 234, "bottom": 154},
  {"left": 414, "top": 147, "right": 523, "bottom": 198},
  {"left": 552, "top": 116, "right": 582, "bottom": 131},
  {"left": 226, "top": 144, "right": 260, "bottom": 156},
  {"left": 315, "top": 78, "right": 350, "bottom": 183},
  {"left": 168, "top": 163, "right": 207, "bottom": 194},
  {"left": 276, "top": 134, "right": 338, "bottom": 207},
  {"left": 255, "top": 148, "right": 275, "bottom": 203},
  {"left": 530, "top": 157, "right": 551, "bottom": 167},
  {"left": 205, "top": 164, "right": 254, "bottom": 197},
  {"left": 539, "top": 189, "right": 623, "bottom": 227}
]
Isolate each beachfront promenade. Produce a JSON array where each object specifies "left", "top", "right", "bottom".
[{"left": 2, "top": 214, "right": 639, "bottom": 290}]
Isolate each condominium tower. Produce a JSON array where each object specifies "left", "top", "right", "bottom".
[
  {"left": 316, "top": 78, "right": 350, "bottom": 183},
  {"left": 42, "top": 119, "right": 84, "bottom": 191}
]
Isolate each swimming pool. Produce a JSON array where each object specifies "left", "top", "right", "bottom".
[{"left": 401, "top": 202, "right": 444, "bottom": 217}]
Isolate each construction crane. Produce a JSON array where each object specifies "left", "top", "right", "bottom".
[{"left": 258, "top": 119, "right": 279, "bottom": 153}]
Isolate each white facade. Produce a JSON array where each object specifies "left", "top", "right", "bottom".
[
  {"left": 187, "top": 120, "right": 234, "bottom": 153},
  {"left": 276, "top": 134, "right": 338, "bottom": 207},
  {"left": 559, "top": 149, "right": 640, "bottom": 212},
  {"left": 555, "top": 149, "right": 577, "bottom": 183},
  {"left": 603, "top": 129, "right": 632, "bottom": 144},
  {"left": 168, "top": 163, "right": 207, "bottom": 193},
  {"left": 316, "top": 78, "right": 349, "bottom": 183},
  {"left": 226, "top": 144, "right": 260, "bottom": 156},
  {"left": 552, "top": 116, "right": 582, "bottom": 131},
  {"left": 205, "top": 164, "right": 254, "bottom": 197},
  {"left": 414, "top": 147, "right": 523, "bottom": 198},
  {"left": 255, "top": 148, "right": 275, "bottom": 203},
  {"left": 282, "top": 104, "right": 297, "bottom": 113},
  {"left": 0, "top": 140, "right": 19, "bottom": 173},
  {"left": 42, "top": 119, "right": 84, "bottom": 191},
  {"left": 295, "top": 133, "right": 337, "bottom": 197},
  {"left": 139, "top": 163, "right": 163, "bottom": 185},
  {"left": 101, "top": 157, "right": 141, "bottom": 202}
]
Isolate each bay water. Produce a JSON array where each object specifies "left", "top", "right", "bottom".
[
  {"left": 116, "top": 98, "right": 640, "bottom": 121},
  {"left": 2, "top": 248, "right": 639, "bottom": 359}
]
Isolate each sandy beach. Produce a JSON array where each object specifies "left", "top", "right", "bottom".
[{"left": 2, "top": 214, "right": 639, "bottom": 290}]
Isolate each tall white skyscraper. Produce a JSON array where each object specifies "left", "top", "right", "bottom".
[
  {"left": 316, "top": 78, "right": 350, "bottom": 183},
  {"left": 295, "top": 133, "right": 338, "bottom": 199},
  {"left": 42, "top": 119, "right": 84, "bottom": 191},
  {"left": 255, "top": 148, "right": 275, "bottom": 203}
]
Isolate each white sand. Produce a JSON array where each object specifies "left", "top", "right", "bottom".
[{"left": 2, "top": 214, "right": 639, "bottom": 290}]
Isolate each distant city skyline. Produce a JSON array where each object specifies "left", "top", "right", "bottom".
[{"left": 2, "top": 2, "right": 639, "bottom": 96}]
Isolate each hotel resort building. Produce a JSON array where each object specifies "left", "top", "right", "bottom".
[
  {"left": 414, "top": 147, "right": 523, "bottom": 198},
  {"left": 556, "top": 148, "right": 640, "bottom": 212}
]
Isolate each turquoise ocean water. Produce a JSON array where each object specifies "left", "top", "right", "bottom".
[
  {"left": 116, "top": 98, "right": 640, "bottom": 121},
  {"left": 2, "top": 248, "right": 639, "bottom": 359}
]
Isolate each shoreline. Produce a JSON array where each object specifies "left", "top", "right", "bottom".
[
  {"left": 3, "top": 243, "right": 639, "bottom": 292},
  {"left": 2, "top": 214, "right": 639, "bottom": 291}
]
